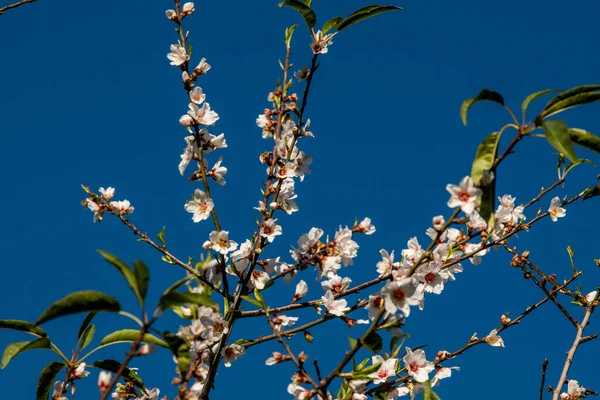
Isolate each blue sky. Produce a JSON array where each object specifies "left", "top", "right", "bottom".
[{"left": 1, "top": 0, "right": 600, "bottom": 399}]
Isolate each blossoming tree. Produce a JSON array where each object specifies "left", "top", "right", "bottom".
[{"left": 1, "top": 1, "right": 600, "bottom": 400}]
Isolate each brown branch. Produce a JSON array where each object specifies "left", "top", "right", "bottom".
[
  {"left": 540, "top": 359, "right": 548, "bottom": 400},
  {"left": 551, "top": 305, "right": 595, "bottom": 400},
  {"left": 0, "top": 0, "right": 35, "bottom": 15}
]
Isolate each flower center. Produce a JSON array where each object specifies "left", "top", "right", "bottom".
[
  {"left": 409, "top": 361, "right": 420, "bottom": 373},
  {"left": 457, "top": 190, "right": 470, "bottom": 202},
  {"left": 392, "top": 288, "right": 406, "bottom": 301},
  {"left": 424, "top": 272, "right": 436, "bottom": 284}
]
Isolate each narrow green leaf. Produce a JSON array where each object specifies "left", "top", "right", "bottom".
[
  {"left": 285, "top": 24, "right": 299, "bottom": 48},
  {"left": 1, "top": 338, "right": 51, "bottom": 369},
  {"left": 354, "top": 362, "right": 381, "bottom": 375},
  {"left": 133, "top": 261, "right": 150, "bottom": 305},
  {"left": 422, "top": 380, "right": 441, "bottom": 400},
  {"left": 521, "top": 89, "right": 560, "bottom": 115},
  {"left": 0, "top": 320, "right": 47, "bottom": 337},
  {"left": 78, "top": 313, "right": 96, "bottom": 341},
  {"left": 156, "top": 226, "right": 166, "bottom": 247},
  {"left": 159, "top": 292, "right": 215, "bottom": 310},
  {"left": 348, "top": 337, "right": 357, "bottom": 348},
  {"left": 36, "top": 291, "right": 120, "bottom": 325},
  {"left": 303, "top": 0, "right": 312, "bottom": 6},
  {"left": 91, "top": 360, "right": 144, "bottom": 389},
  {"left": 460, "top": 89, "right": 505, "bottom": 126},
  {"left": 338, "top": 5, "right": 403, "bottom": 31},
  {"left": 544, "top": 85, "right": 600, "bottom": 111},
  {"left": 471, "top": 130, "right": 503, "bottom": 222},
  {"left": 78, "top": 324, "right": 95, "bottom": 351},
  {"left": 279, "top": 0, "right": 317, "bottom": 29},
  {"left": 568, "top": 128, "right": 600, "bottom": 154},
  {"left": 253, "top": 288, "right": 265, "bottom": 307},
  {"left": 98, "top": 250, "right": 145, "bottom": 307},
  {"left": 541, "top": 92, "right": 600, "bottom": 119},
  {"left": 542, "top": 120, "right": 579, "bottom": 163},
  {"left": 323, "top": 16, "right": 343, "bottom": 34},
  {"left": 100, "top": 329, "right": 169, "bottom": 348},
  {"left": 582, "top": 184, "right": 600, "bottom": 201},
  {"left": 240, "top": 295, "right": 264, "bottom": 308},
  {"left": 36, "top": 361, "right": 65, "bottom": 400},
  {"left": 162, "top": 333, "right": 191, "bottom": 375},
  {"left": 363, "top": 331, "right": 383, "bottom": 354},
  {"left": 356, "top": 357, "right": 370, "bottom": 371}
]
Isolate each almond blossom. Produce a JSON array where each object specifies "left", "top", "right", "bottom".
[
  {"left": 110, "top": 200, "right": 134, "bottom": 215},
  {"left": 369, "top": 355, "right": 397, "bottom": 384},
  {"left": 250, "top": 269, "right": 270, "bottom": 290},
  {"left": 167, "top": 44, "right": 187, "bottom": 66},
  {"left": 195, "top": 57, "right": 211, "bottom": 75},
  {"left": 485, "top": 329, "right": 505, "bottom": 347},
  {"left": 208, "top": 157, "right": 228, "bottom": 186},
  {"left": 446, "top": 176, "right": 482, "bottom": 214},
  {"left": 184, "top": 189, "right": 214, "bottom": 222},
  {"left": 549, "top": 196, "right": 567, "bottom": 222},
  {"left": 354, "top": 217, "right": 376, "bottom": 235},
  {"left": 402, "top": 347, "right": 435, "bottom": 382},
  {"left": 189, "top": 86, "right": 206, "bottom": 104},
  {"left": 203, "top": 230, "right": 238, "bottom": 254},
  {"left": 381, "top": 278, "right": 424, "bottom": 317},
  {"left": 187, "top": 102, "right": 219, "bottom": 126},
  {"left": 321, "top": 290, "right": 350, "bottom": 316},
  {"left": 222, "top": 344, "right": 245, "bottom": 367},
  {"left": 321, "top": 274, "right": 351, "bottom": 293},
  {"left": 560, "top": 380, "right": 586, "bottom": 400},
  {"left": 376, "top": 249, "right": 397, "bottom": 275},
  {"left": 99, "top": 187, "right": 115, "bottom": 200},
  {"left": 293, "top": 280, "right": 308, "bottom": 302},
  {"left": 260, "top": 218, "right": 283, "bottom": 242},
  {"left": 310, "top": 30, "right": 335, "bottom": 54},
  {"left": 98, "top": 371, "right": 112, "bottom": 392}
]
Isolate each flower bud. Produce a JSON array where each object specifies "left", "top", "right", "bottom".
[{"left": 304, "top": 331, "right": 313, "bottom": 343}]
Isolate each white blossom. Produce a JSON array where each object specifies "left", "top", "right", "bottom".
[
  {"left": 189, "top": 87, "right": 206, "bottom": 104},
  {"left": 167, "top": 44, "right": 187, "bottom": 66},
  {"left": 310, "top": 30, "right": 334, "bottom": 54},
  {"left": 321, "top": 274, "right": 351, "bottom": 293},
  {"left": 446, "top": 176, "right": 482, "bottom": 214},
  {"left": 184, "top": 189, "right": 214, "bottom": 222},
  {"left": 293, "top": 280, "right": 308, "bottom": 302},
  {"left": 381, "top": 278, "right": 423, "bottom": 317},
  {"left": 402, "top": 347, "right": 435, "bottom": 382},
  {"left": 548, "top": 196, "right": 567, "bottom": 222},
  {"left": 203, "top": 230, "right": 238, "bottom": 254},
  {"left": 260, "top": 218, "right": 283, "bottom": 243},
  {"left": 485, "top": 329, "right": 505, "bottom": 347},
  {"left": 195, "top": 58, "right": 211, "bottom": 75},
  {"left": 222, "top": 344, "right": 244, "bottom": 367},
  {"left": 99, "top": 187, "right": 115, "bottom": 200},
  {"left": 110, "top": 200, "right": 134, "bottom": 215},
  {"left": 187, "top": 102, "right": 219, "bottom": 126},
  {"left": 321, "top": 290, "right": 350, "bottom": 316},
  {"left": 369, "top": 355, "right": 397, "bottom": 384}
]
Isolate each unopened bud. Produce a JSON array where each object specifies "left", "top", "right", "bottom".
[
  {"left": 304, "top": 331, "right": 313, "bottom": 344},
  {"left": 500, "top": 314, "right": 511, "bottom": 325},
  {"left": 432, "top": 215, "right": 445, "bottom": 231},
  {"left": 298, "top": 352, "right": 308, "bottom": 363}
]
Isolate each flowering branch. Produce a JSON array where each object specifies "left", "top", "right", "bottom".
[{"left": 551, "top": 301, "right": 597, "bottom": 400}]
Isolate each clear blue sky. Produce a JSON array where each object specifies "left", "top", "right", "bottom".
[{"left": 1, "top": 0, "right": 600, "bottom": 399}]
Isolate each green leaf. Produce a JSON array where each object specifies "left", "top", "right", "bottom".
[
  {"left": 422, "top": 381, "right": 441, "bottom": 400},
  {"left": 568, "top": 128, "right": 600, "bottom": 154},
  {"left": 279, "top": 0, "right": 316, "bottom": 29},
  {"left": 471, "top": 130, "right": 503, "bottom": 222},
  {"left": 36, "top": 361, "right": 65, "bottom": 400},
  {"left": 240, "top": 295, "right": 264, "bottom": 308},
  {"left": 156, "top": 226, "right": 166, "bottom": 247},
  {"left": 544, "top": 85, "right": 600, "bottom": 111},
  {"left": 36, "top": 291, "right": 120, "bottom": 325},
  {"left": 285, "top": 24, "right": 299, "bottom": 48},
  {"left": 521, "top": 89, "right": 560, "bottom": 115},
  {"left": 100, "top": 329, "right": 169, "bottom": 348},
  {"left": 322, "top": 16, "right": 343, "bottom": 34},
  {"left": 1, "top": 338, "right": 51, "bottom": 369},
  {"left": 542, "top": 91, "right": 600, "bottom": 119},
  {"left": 133, "top": 261, "right": 150, "bottom": 305},
  {"left": 78, "top": 312, "right": 96, "bottom": 341},
  {"left": 356, "top": 357, "right": 370, "bottom": 371},
  {"left": 253, "top": 287, "right": 266, "bottom": 307},
  {"left": 162, "top": 333, "right": 191, "bottom": 375},
  {"left": 98, "top": 250, "right": 146, "bottom": 307},
  {"left": 78, "top": 324, "right": 95, "bottom": 351},
  {"left": 91, "top": 360, "right": 144, "bottom": 390},
  {"left": 348, "top": 337, "right": 357, "bottom": 348},
  {"left": 0, "top": 320, "right": 47, "bottom": 337},
  {"left": 159, "top": 292, "right": 215, "bottom": 310},
  {"left": 460, "top": 89, "right": 505, "bottom": 126},
  {"left": 338, "top": 5, "right": 403, "bottom": 31},
  {"left": 353, "top": 362, "right": 381, "bottom": 376},
  {"left": 542, "top": 120, "right": 579, "bottom": 163},
  {"left": 363, "top": 331, "right": 383, "bottom": 354},
  {"left": 303, "top": 0, "right": 312, "bottom": 5},
  {"left": 582, "top": 184, "right": 600, "bottom": 201}
]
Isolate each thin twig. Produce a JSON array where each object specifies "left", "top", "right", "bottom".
[
  {"left": 540, "top": 359, "right": 548, "bottom": 400},
  {"left": 0, "top": 0, "right": 35, "bottom": 15}
]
